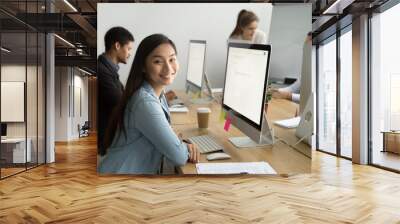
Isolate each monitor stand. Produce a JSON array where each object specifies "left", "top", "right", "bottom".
[
  {"left": 295, "top": 92, "right": 314, "bottom": 146},
  {"left": 188, "top": 72, "right": 215, "bottom": 105},
  {"left": 187, "top": 89, "right": 213, "bottom": 104},
  {"left": 229, "top": 136, "right": 271, "bottom": 148},
  {"left": 190, "top": 97, "right": 213, "bottom": 104},
  {"left": 229, "top": 114, "right": 274, "bottom": 148}
]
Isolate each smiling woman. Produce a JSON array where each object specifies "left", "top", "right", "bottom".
[{"left": 98, "top": 34, "right": 199, "bottom": 175}]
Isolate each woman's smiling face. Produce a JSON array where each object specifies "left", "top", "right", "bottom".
[{"left": 145, "top": 43, "right": 179, "bottom": 88}]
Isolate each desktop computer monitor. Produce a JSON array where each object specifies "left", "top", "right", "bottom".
[
  {"left": 1, "top": 123, "right": 7, "bottom": 138},
  {"left": 186, "top": 40, "right": 206, "bottom": 94},
  {"left": 222, "top": 42, "right": 271, "bottom": 145}
]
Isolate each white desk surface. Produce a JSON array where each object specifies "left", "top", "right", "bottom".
[{"left": 1, "top": 138, "right": 28, "bottom": 143}]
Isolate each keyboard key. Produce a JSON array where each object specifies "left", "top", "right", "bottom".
[{"left": 188, "top": 135, "right": 224, "bottom": 154}]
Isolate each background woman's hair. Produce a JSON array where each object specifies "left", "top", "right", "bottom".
[
  {"left": 100, "top": 34, "right": 177, "bottom": 156},
  {"left": 230, "top": 9, "right": 259, "bottom": 38}
]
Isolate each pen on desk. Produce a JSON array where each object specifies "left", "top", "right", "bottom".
[{"left": 183, "top": 139, "right": 193, "bottom": 144}]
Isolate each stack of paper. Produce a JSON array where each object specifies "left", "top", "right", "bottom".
[
  {"left": 211, "top": 88, "right": 223, "bottom": 93},
  {"left": 169, "top": 98, "right": 184, "bottom": 105},
  {"left": 196, "top": 162, "right": 276, "bottom": 174},
  {"left": 169, "top": 106, "right": 189, "bottom": 113},
  {"left": 274, "top": 116, "right": 301, "bottom": 128}
]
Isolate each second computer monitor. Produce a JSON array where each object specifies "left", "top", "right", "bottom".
[
  {"left": 186, "top": 40, "right": 206, "bottom": 93},
  {"left": 222, "top": 43, "right": 271, "bottom": 143}
]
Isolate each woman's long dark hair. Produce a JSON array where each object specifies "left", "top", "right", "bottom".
[
  {"left": 230, "top": 9, "right": 259, "bottom": 38},
  {"left": 100, "top": 34, "right": 177, "bottom": 156}
]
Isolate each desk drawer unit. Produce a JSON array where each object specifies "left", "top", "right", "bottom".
[
  {"left": 383, "top": 132, "right": 400, "bottom": 154},
  {"left": 0, "top": 139, "right": 32, "bottom": 164}
]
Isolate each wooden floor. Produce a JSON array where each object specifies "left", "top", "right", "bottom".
[
  {"left": 1, "top": 135, "right": 400, "bottom": 223},
  {"left": 372, "top": 151, "right": 400, "bottom": 171},
  {"left": 1, "top": 163, "right": 45, "bottom": 178},
  {"left": 1, "top": 167, "right": 26, "bottom": 178}
]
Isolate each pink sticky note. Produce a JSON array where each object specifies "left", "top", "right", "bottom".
[{"left": 224, "top": 117, "right": 232, "bottom": 131}]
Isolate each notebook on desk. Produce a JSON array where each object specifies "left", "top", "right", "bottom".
[
  {"left": 196, "top": 162, "right": 276, "bottom": 174},
  {"left": 169, "top": 98, "right": 184, "bottom": 106},
  {"left": 169, "top": 106, "right": 189, "bottom": 113}
]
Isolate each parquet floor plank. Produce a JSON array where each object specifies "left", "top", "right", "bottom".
[{"left": 0, "top": 135, "right": 399, "bottom": 223}]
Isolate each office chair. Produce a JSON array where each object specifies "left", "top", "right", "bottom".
[{"left": 79, "top": 121, "right": 90, "bottom": 138}]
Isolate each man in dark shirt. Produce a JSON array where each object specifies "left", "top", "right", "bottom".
[{"left": 98, "top": 27, "right": 134, "bottom": 155}]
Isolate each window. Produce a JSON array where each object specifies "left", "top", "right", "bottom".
[
  {"left": 0, "top": 1, "right": 47, "bottom": 179},
  {"left": 339, "top": 27, "right": 352, "bottom": 158},
  {"left": 370, "top": 2, "right": 400, "bottom": 171},
  {"left": 316, "top": 24, "right": 353, "bottom": 159},
  {"left": 317, "top": 35, "right": 337, "bottom": 155}
]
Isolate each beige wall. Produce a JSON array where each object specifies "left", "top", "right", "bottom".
[
  {"left": 88, "top": 77, "right": 97, "bottom": 132},
  {"left": 1, "top": 64, "right": 45, "bottom": 163},
  {"left": 1, "top": 65, "right": 42, "bottom": 138},
  {"left": 54, "top": 67, "right": 90, "bottom": 141}
]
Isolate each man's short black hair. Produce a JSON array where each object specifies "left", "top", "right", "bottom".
[{"left": 104, "top": 27, "right": 134, "bottom": 51}]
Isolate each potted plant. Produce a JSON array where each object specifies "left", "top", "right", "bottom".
[{"left": 264, "top": 85, "right": 273, "bottom": 114}]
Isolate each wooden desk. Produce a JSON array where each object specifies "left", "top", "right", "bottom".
[
  {"left": 171, "top": 93, "right": 311, "bottom": 175},
  {"left": 382, "top": 131, "right": 400, "bottom": 154}
]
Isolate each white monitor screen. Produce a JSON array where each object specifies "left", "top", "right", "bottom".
[
  {"left": 186, "top": 41, "right": 206, "bottom": 88},
  {"left": 223, "top": 45, "right": 270, "bottom": 126}
]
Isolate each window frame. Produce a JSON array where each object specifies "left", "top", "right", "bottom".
[{"left": 315, "top": 23, "right": 353, "bottom": 160}]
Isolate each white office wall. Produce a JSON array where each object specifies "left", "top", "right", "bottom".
[
  {"left": 72, "top": 72, "right": 89, "bottom": 138},
  {"left": 1, "top": 82, "right": 24, "bottom": 122},
  {"left": 55, "top": 67, "right": 71, "bottom": 141},
  {"left": 1, "top": 64, "right": 45, "bottom": 165},
  {"left": 97, "top": 3, "right": 273, "bottom": 89},
  {"left": 1, "top": 65, "right": 30, "bottom": 138},
  {"left": 1, "top": 65, "right": 25, "bottom": 139},
  {"left": 1, "top": 65, "right": 26, "bottom": 81},
  {"left": 79, "top": 75, "right": 89, "bottom": 124},
  {"left": 55, "top": 67, "right": 89, "bottom": 141},
  {"left": 268, "top": 4, "right": 311, "bottom": 80}
]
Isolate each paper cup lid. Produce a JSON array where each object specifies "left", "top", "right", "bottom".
[{"left": 197, "top": 107, "right": 211, "bottom": 113}]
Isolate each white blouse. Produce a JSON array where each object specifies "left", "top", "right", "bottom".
[{"left": 229, "top": 29, "right": 267, "bottom": 44}]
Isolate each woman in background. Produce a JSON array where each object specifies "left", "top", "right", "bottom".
[
  {"left": 99, "top": 34, "right": 199, "bottom": 174},
  {"left": 229, "top": 9, "right": 267, "bottom": 44}
]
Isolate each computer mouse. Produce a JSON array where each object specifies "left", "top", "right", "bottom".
[{"left": 206, "top": 152, "right": 231, "bottom": 161}]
